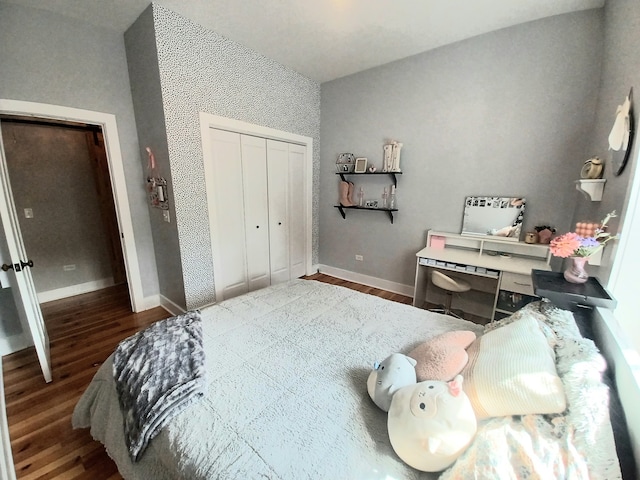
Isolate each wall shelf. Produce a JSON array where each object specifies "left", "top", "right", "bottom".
[
  {"left": 335, "top": 170, "right": 401, "bottom": 224},
  {"left": 576, "top": 179, "right": 606, "bottom": 201},
  {"left": 336, "top": 171, "right": 402, "bottom": 187},
  {"left": 334, "top": 205, "right": 398, "bottom": 224}
]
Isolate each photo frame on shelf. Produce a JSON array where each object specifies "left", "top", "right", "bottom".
[{"left": 354, "top": 157, "right": 368, "bottom": 173}]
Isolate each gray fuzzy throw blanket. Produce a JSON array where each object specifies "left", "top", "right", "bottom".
[{"left": 113, "top": 310, "right": 206, "bottom": 462}]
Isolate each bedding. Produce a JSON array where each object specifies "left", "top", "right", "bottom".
[
  {"left": 72, "top": 279, "right": 622, "bottom": 479},
  {"left": 113, "top": 310, "right": 205, "bottom": 461}
]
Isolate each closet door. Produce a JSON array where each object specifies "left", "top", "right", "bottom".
[
  {"left": 209, "top": 129, "right": 249, "bottom": 299},
  {"left": 288, "top": 143, "right": 306, "bottom": 278},
  {"left": 266, "top": 140, "right": 290, "bottom": 284},
  {"left": 240, "top": 135, "right": 271, "bottom": 292}
]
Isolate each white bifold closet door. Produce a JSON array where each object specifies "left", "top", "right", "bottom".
[
  {"left": 208, "top": 128, "right": 305, "bottom": 301},
  {"left": 241, "top": 135, "right": 271, "bottom": 291}
]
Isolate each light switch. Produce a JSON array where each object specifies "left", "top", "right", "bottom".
[{"left": 24, "top": 208, "right": 33, "bottom": 218}]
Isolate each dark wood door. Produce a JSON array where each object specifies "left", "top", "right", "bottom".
[{"left": 85, "top": 130, "right": 127, "bottom": 285}]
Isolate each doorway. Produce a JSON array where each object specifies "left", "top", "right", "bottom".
[
  {"left": 0, "top": 99, "right": 145, "bottom": 314},
  {"left": 0, "top": 117, "right": 127, "bottom": 303},
  {"left": 0, "top": 116, "right": 129, "bottom": 360}
]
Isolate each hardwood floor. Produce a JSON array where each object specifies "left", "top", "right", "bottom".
[
  {"left": 3, "top": 284, "right": 168, "bottom": 480},
  {"left": 302, "top": 272, "right": 414, "bottom": 305},
  {"left": 1, "top": 275, "right": 409, "bottom": 479}
]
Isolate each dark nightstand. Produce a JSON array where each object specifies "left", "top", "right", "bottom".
[{"left": 531, "top": 269, "right": 617, "bottom": 311}]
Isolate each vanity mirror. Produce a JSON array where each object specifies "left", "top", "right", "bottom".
[{"left": 461, "top": 196, "right": 526, "bottom": 241}]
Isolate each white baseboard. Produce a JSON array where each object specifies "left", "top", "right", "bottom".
[
  {"left": 0, "top": 332, "right": 32, "bottom": 357},
  {"left": 316, "top": 264, "right": 414, "bottom": 298},
  {"left": 37, "top": 278, "right": 115, "bottom": 303},
  {"left": 159, "top": 295, "right": 185, "bottom": 316},
  {"left": 134, "top": 294, "right": 183, "bottom": 316}
]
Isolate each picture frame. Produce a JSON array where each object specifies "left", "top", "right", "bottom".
[
  {"left": 354, "top": 157, "right": 368, "bottom": 173},
  {"left": 364, "top": 200, "right": 378, "bottom": 208}
]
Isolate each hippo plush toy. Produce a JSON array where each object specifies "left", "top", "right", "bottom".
[
  {"left": 367, "top": 353, "right": 417, "bottom": 412},
  {"left": 387, "top": 375, "right": 476, "bottom": 472}
]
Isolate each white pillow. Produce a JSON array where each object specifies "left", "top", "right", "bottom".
[{"left": 460, "top": 316, "right": 566, "bottom": 419}]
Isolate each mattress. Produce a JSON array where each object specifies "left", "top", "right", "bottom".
[{"left": 72, "top": 279, "right": 621, "bottom": 479}]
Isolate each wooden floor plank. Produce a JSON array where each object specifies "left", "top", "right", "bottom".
[
  {"left": 2, "top": 275, "right": 413, "bottom": 479},
  {"left": 3, "top": 283, "right": 167, "bottom": 480}
]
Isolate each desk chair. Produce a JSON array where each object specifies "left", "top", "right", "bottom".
[{"left": 430, "top": 270, "right": 471, "bottom": 319}]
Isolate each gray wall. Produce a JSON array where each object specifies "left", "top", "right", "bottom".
[
  {"left": 126, "top": 4, "right": 321, "bottom": 309},
  {"left": 573, "top": 0, "right": 640, "bottom": 283},
  {"left": 584, "top": 0, "right": 640, "bottom": 474},
  {"left": 0, "top": 1, "right": 159, "bottom": 299},
  {"left": 125, "top": 5, "right": 184, "bottom": 309},
  {"left": 320, "top": 10, "right": 604, "bottom": 287},
  {"left": 3, "top": 122, "right": 111, "bottom": 293}
]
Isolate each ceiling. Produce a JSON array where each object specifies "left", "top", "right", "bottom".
[{"left": 4, "top": 0, "right": 605, "bottom": 83}]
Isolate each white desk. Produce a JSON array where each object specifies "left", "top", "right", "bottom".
[{"left": 413, "top": 231, "right": 552, "bottom": 322}]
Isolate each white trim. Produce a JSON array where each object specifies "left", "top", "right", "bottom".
[
  {"left": 0, "top": 99, "right": 145, "bottom": 313},
  {"left": 37, "top": 278, "right": 115, "bottom": 304},
  {"left": 158, "top": 294, "right": 184, "bottom": 317},
  {"left": 0, "top": 332, "right": 32, "bottom": 357},
  {"left": 316, "top": 264, "right": 415, "bottom": 298},
  {"left": 592, "top": 307, "right": 640, "bottom": 470},
  {"left": 199, "top": 113, "right": 314, "bottom": 302},
  {"left": 0, "top": 357, "right": 17, "bottom": 480},
  {"left": 608, "top": 149, "right": 640, "bottom": 351}
]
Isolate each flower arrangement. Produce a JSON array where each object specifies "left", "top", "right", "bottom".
[{"left": 549, "top": 211, "right": 619, "bottom": 258}]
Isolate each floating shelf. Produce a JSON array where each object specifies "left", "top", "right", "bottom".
[
  {"left": 336, "top": 171, "right": 402, "bottom": 187},
  {"left": 576, "top": 179, "right": 606, "bottom": 201},
  {"left": 334, "top": 205, "right": 398, "bottom": 224}
]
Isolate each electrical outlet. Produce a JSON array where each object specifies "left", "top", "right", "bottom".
[
  {"left": 355, "top": 254, "right": 363, "bottom": 261},
  {"left": 163, "top": 210, "right": 170, "bottom": 223},
  {"left": 63, "top": 264, "right": 76, "bottom": 271},
  {"left": 24, "top": 208, "right": 33, "bottom": 218}
]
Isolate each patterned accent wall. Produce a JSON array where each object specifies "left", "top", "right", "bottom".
[{"left": 151, "top": 4, "right": 321, "bottom": 309}]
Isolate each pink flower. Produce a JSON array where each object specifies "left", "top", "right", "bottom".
[{"left": 550, "top": 232, "right": 582, "bottom": 258}]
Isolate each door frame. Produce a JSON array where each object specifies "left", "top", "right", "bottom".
[
  {"left": 0, "top": 99, "right": 144, "bottom": 312},
  {"left": 199, "top": 113, "right": 314, "bottom": 302}
]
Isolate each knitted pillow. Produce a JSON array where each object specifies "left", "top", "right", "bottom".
[{"left": 460, "top": 315, "right": 566, "bottom": 419}]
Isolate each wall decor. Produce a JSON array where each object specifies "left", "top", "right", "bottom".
[
  {"left": 354, "top": 157, "right": 368, "bottom": 173},
  {"left": 382, "top": 140, "right": 403, "bottom": 172},
  {"left": 336, "top": 152, "right": 356, "bottom": 172},
  {"left": 145, "top": 147, "right": 169, "bottom": 210},
  {"left": 608, "top": 87, "right": 634, "bottom": 176},
  {"left": 580, "top": 156, "right": 603, "bottom": 179}
]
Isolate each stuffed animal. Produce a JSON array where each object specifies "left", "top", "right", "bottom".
[
  {"left": 367, "top": 353, "right": 417, "bottom": 412},
  {"left": 408, "top": 330, "right": 476, "bottom": 382},
  {"left": 387, "top": 375, "right": 477, "bottom": 472}
]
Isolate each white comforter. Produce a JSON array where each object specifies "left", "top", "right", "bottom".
[{"left": 72, "top": 279, "right": 620, "bottom": 479}]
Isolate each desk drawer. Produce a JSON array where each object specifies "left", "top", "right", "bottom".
[{"left": 501, "top": 272, "right": 535, "bottom": 296}]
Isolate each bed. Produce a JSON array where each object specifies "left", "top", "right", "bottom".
[{"left": 72, "top": 279, "right": 622, "bottom": 479}]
